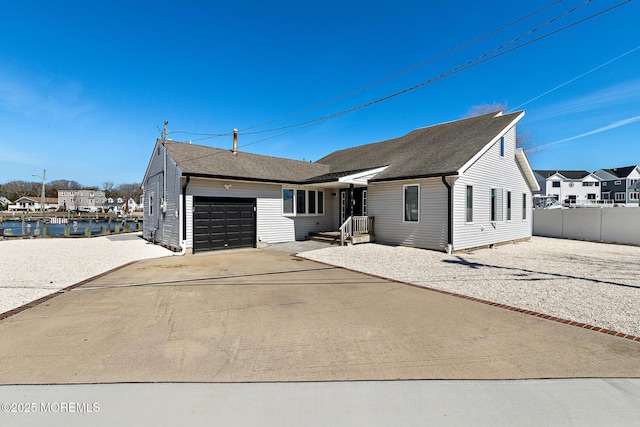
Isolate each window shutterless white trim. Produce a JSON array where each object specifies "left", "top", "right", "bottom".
[
  {"left": 615, "top": 192, "right": 626, "bottom": 201},
  {"left": 499, "top": 136, "right": 505, "bottom": 157},
  {"left": 490, "top": 188, "right": 503, "bottom": 222},
  {"left": 403, "top": 184, "right": 420, "bottom": 222},
  {"left": 282, "top": 188, "right": 325, "bottom": 216},
  {"left": 630, "top": 192, "right": 639, "bottom": 200},
  {"left": 466, "top": 185, "right": 473, "bottom": 223},
  {"left": 522, "top": 193, "right": 527, "bottom": 220},
  {"left": 506, "top": 191, "right": 512, "bottom": 221}
]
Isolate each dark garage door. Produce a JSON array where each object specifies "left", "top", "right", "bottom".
[{"left": 193, "top": 197, "right": 256, "bottom": 253}]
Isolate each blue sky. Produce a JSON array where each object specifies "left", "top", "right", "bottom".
[{"left": 1, "top": 0, "right": 639, "bottom": 188}]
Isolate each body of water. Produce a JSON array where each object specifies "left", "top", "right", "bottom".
[{"left": 0, "top": 220, "right": 141, "bottom": 237}]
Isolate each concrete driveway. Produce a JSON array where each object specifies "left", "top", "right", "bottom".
[{"left": 0, "top": 247, "right": 639, "bottom": 384}]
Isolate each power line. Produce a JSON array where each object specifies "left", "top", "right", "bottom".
[
  {"left": 512, "top": 43, "right": 640, "bottom": 110},
  {"left": 169, "top": 0, "right": 566, "bottom": 140},
  {"left": 236, "top": 0, "right": 600, "bottom": 137},
  {"left": 172, "top": 0, "right": 630, "bottom": 163},
  {"left": 237, "top": 0, "right": 566, "bottom": 133}
]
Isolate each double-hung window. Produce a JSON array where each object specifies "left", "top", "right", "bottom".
[
  {"left": 466, "top": 185, "right": 473, "bottom": 223},
  {"left": 490, "top": 188, "right": 503, "bottom": 222},
  {"left": 506, "top": 191, "right": 512, "bottom": 221},
  {"left": 403, "top": 184, "right": 419, "bottom": 222}
]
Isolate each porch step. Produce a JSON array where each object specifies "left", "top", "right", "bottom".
[{"left": 307, "top": 231, "right": 340, "bottom": 244}]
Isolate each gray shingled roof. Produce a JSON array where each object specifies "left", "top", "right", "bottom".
[
  {"left": 162, "top": 111, "right": 523, "bottom": 184},
  {"left": 534, "top": 170, "right": 592, "bottom": 180},
  {"left": 600, "top": 166, "right": 638, "bottom": 179},
  {"left": 164, "top": 141, "right": 329, "bottom": 183},
  {"left": 314, "top": 111, "right": 523, "bottom": 182}
]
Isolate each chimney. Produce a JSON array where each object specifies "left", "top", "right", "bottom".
[{"left": 232, "top": 129, "right": 238, "bottom": 155}]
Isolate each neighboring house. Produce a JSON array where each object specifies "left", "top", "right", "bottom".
[
  {"left": 8, "top": 196, "right": 58, "bottom": 212},
  {"left": 142, "top": 111, "right": 539, "bottom": 253},
  {"left": 0, "top": 196, "right": 11, "bottom": 209},
  {"left": 533, "top": 170, "right": 603, "bottom": 206},
  {"left": 594, "top": 166, "right": 640, "bottom": 206},
  {"left": 103, "top": 197, "right": 126, "bottom": 214},
  {"left": 57, "top": 190, "right": 107, "bottom": 212}
]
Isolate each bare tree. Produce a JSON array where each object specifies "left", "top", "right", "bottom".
[
  {"left": 466, "top": 103, "right": 537, "bottom": 154},
  {"left": 0, "top": 180, "right": 41, "bottom": 201},
  {"left": 102, "top": 181, "right": 116, "bottom": 199},
  {"left": 116, "top": 183, "right": 142, "bottom": 203}
]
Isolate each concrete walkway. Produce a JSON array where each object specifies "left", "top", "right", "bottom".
[
  {"left": 1, "top": 379, "right": 639, "bottom": 426},
  {"left": 1, "top": 248, "right": 639, "bottom": 384}
]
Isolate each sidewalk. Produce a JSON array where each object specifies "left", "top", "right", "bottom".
[{"left": 1, "top": 379, "right": 639, "bottom": 426}]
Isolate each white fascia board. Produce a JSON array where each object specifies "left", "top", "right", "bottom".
[
  {"left": 338, "top": 166, "right": 389, "bottom": 184},
  {"left": 582, "top": 174, "right": 602, "bottom": 182},
  {"left": 516, "top": 148, "right": 540, "bottom": 191},
  {"left": 457, "top": 111, "right": 525, "bottom": 175},
  {"left": 628, "top": 167, "right": 640, "bottom": 179}
]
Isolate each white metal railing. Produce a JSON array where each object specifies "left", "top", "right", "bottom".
[{"left": 339, "top": 216, "right": 374, "bottom": 245}]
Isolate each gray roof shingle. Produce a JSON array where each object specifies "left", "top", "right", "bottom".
[
  {"left": 314, "top": 111, "right": 523, "bottom": 182},
  {"left": 164, "top": 141, "right": 330, "bottom": 183},
  {"left": 534, "top": 170, "right": 592, "bottom": 180},
  {"left": 600, "top": 166, "right": 638, "bottom": 179},
  {"left": 162, "top": 111, "right": 523, "bottom": 184}
]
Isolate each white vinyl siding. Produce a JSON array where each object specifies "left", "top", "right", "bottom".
[
  {"left": 453, "top": 126, "right": 533, "bottom": 251},
  {"left": 369, "top": 179, "right": 447, "bottom": 250}
]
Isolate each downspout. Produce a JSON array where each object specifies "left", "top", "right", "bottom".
[
  {"left": 174, "top": 175, "right": 190, "bottom": 256},
  {"left": 442, "top": 176, "right": 453, "bottom": 254}
]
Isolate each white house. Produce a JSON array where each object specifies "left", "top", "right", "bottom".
[
  {"left": 534, "top": 170, "right": 603, "bottom": 206},
  {"left": 8, "top": 196, "right": 58, "bottom": 212},
  {"left": 142, "top": 111, "right": 539, "bottom": 254}
]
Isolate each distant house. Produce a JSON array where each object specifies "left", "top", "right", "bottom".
[
  {"left": 594, "top": 166, "right": 640, "bottom": 206},
  {"left": 533, "top": 170, "right": 603, "bottom": 206},
  {"left": 8, "top": 196, "right": 58, "bottom": 212},
  {"left": 57, "top": 190, "right": 107, "bottom": 212},
  {"left": 142, "top": 111, "right": 539, "bottom": 253},
  {"left": 0, "top": 196, "right": 11, "bottom": 209},
  {"left": 103, "top": 197, "right": 126, "bottom": 214}
]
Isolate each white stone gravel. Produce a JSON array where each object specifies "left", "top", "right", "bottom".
[
  {"left": 0, "top": 233, "right": 172, "bottom": 314},
  {"left": 299, "top": 237, "right": 640, "bottom": 337}
]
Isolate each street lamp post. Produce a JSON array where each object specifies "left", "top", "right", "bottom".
[{"left": 32, "top": 169, "right": 46, "bottom": 223}]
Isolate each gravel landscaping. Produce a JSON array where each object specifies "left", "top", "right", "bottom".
[
  {"left": 299, "top": 237, "right": 640, "bottom": 337},
  {"left": 0, "top": 233, "right": 172, "bottom": 314}
]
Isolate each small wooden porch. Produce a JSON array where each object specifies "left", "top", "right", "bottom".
[{"left": 308, "top": 215, "right": 375, "bottom": 246}]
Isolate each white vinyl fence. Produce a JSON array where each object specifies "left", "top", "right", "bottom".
[{"left": 533, "top": 208, "right": 640, "bottom": 245}]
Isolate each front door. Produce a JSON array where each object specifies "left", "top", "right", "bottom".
[{"left": 339, "top": 188, "right": 367, "bottom": 225}]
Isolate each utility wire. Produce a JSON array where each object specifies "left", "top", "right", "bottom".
[
  {"left": 237, "top": 0, "right": 566, "bottom": 133},
  {"left": 173, "top": 0, "right": 630, "bottom": 163},
  {"left": 512, "top": 43, "right": 640, "bottom": 110},
  {"left": 239, "top": 0, "right": 629, "bottom": 148},
  {"left": 170, "top": 0, "right": 566, "bottom": 139},
  {"left": 236, "top": 0, "right": 597, "bottom": 137}
]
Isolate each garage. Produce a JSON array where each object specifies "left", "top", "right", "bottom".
[{"left": 193, "top": 197, "right": 256, "bottom": 253}]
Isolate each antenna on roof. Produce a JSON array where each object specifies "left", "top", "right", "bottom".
[{"left": 163, "top": 121, "right": 169, "bottom": 142}]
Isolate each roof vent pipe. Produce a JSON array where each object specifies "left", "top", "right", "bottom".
[{"left": 232, "top": 129, "right": 238, "bottom": 155}]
